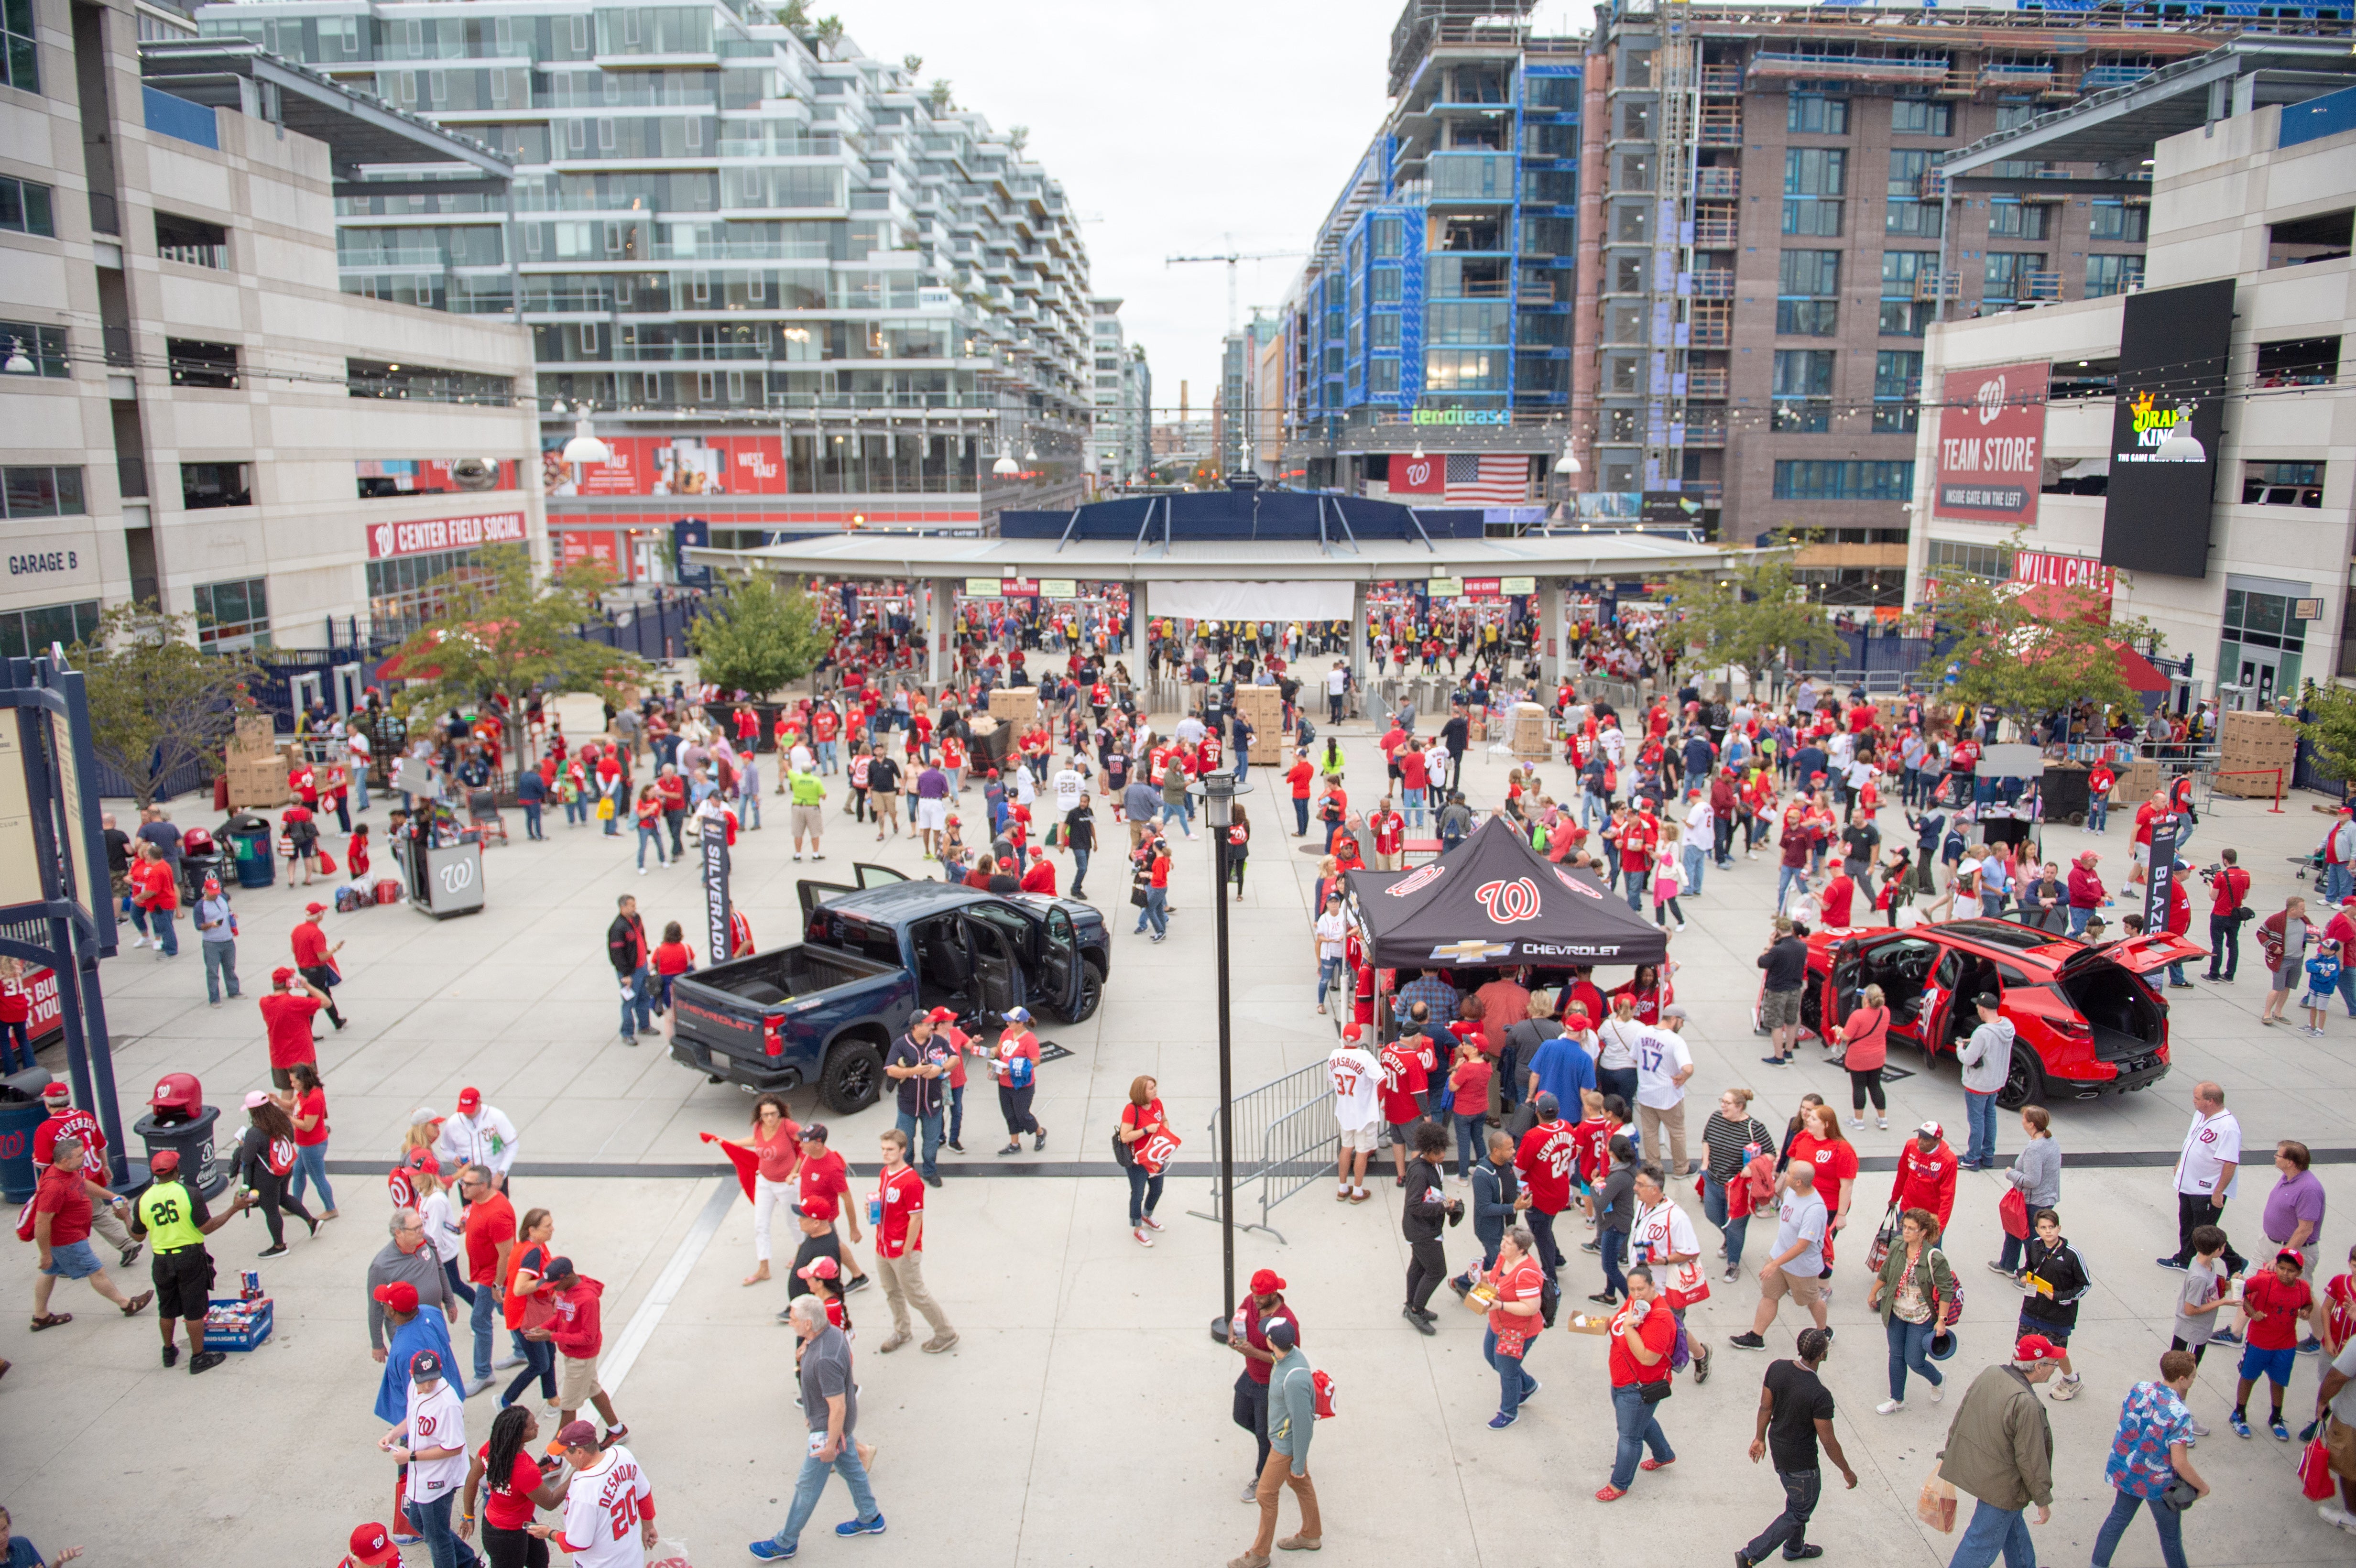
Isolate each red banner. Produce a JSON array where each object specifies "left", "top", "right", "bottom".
[
  {"left": 557, "top": 531, "right": 623, "bottom": 571},
  {"left": 1389, "top": 452, "right": 1443, "bottom": 494},
  {"left": 2012, "top": 549, "right": 2114, "bottom": 623},
  {"left": 1934, "top": 360, "right": 2049, "bottom": 523},
  {"left": 27, "top": 965, "right": 61, "bottom": 1039},
  {"left": 545, "top": 436, "right": 792, "bottom": 498},
  {"left": 365, "top": 512, "right": 530, "bottom": 560}
]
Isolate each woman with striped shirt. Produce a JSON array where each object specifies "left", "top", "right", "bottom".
[{"left": 1700, "top": 1089, "right": 1778, "bottom": 1282}]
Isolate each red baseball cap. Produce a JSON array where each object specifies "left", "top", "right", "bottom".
[
  {"left": 2013, "top": 1334, "right": 2067, "bottom": 1364},
  {"left": 348, "top": 1522, "right": 402, "bottom": 1567},
  {"left": 925, "top": 1007, "right": 958, "bottom": 1024},
  {"left": 40, "top": 1081, "right": 68, "bottom": 1103},
  {"left": 372, "top": 1281, "right": 419, "bottom": 1313},
  {"left": 1250, "top": 1269, "right": 1286, "bottom": 1295},
  {"left": 305, "top": 901, "right": 327, "bottom": 915},
  {"left": 1562, "top": 1007, "right": 1592, "bottom": 1028},
  {"left": 1340, "top": 1023, "right": 1363, "bottom": 1042},
  {"left": 796, "top": 1255, "right": 841, "bottom": 1282},
  {"left": 149, "top": 1147, "right": 182, "bottom": 1175},
  {"left": 272, "top": 966, "right": 295, "bottom": 985},
  {"left": 456, "top": 1087, "right": 481, "bottom": 1113}
]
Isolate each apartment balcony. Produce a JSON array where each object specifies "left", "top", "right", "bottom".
[
  {"left": 1687, "top": 301, "right": 1731, "bottom": 348},
  {"left": 1914, "top": 270, "right": 1963, "bottom": 301},
  {"left": 1694, "top": 168, "right": 1740, "bottom": 200},
  {"left": 1692, "top": 213, "right": 1740, "bottom": 247},
  {"left": 1684, "top": 410, "right": 1727, "bottom": 446},
  {"left": 1687, "top": 366, "right": 1729, "bottom": 401},
  {"left": 1699, "top": 64, "right": 1743, "bottom": 94},
  {"left": 1748, "top": 52, "right": 1950, "bottom": 88},
  {"left": 1979, "top": 62, "right": 2058, "bottom": 92},
  {"left": 1697, "top": 107, "right": 1743, "bottom": 147},
  {"left": 2024, "top": 271, "right": 2063, "bottom": 302},
  {"left": 1688, "top": 268, "right": 1735, "bottom": 299}
]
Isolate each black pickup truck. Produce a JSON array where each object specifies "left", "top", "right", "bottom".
[{"left": 667, "top": 863, "right": 1112, "bottom": 1112}]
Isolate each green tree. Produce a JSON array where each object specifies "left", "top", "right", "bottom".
[
  {"left": 926, "top": 78, "right": 955, "bottom": 116},
  {"left": 1926, "top": 563, "right": 2161, "bottom": 742},
  {"left": 687, "top": 572, "right": 829, "bottom": 698},
  {"left": 2298, "top": 681, "right": 2356, "bottom": 785},
  {"left": 384, "top": 544, "right": 644, "bottom": 731},
  {"left": 811, "top": 13, "right": 842, "bottom": 49},
  {"left": 1007, "top": 125, "right": 1030, "bottom": 157},
  {"left": 901, "top": 52, "right": 922, "bottom": 74},
  {"left": 71, "top": 603, "right": 256, "bottom": 808},
  {"left": 1666, "top": 534, "right": 1846, "bottom": 696}
]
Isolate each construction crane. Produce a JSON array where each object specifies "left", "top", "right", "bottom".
[{"left": 1165, "top": 245, "right": 1304, "bottom": 335}]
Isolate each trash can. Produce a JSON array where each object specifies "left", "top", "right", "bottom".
[
  {"left": 133, "top": 1105, "right": 228, "bottom": 1199},
  {"left": 0, "top": 1067, "right": 55, "bottom": 1203},
  {"left": 181, "top": 850, "right": 225, "bottom": 903},
  {"left": 223, "top": 813, "right": 275, "bottom": 889}
]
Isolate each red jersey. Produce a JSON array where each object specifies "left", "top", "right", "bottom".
[
  {"left": 797, "top": 1147, "right": 850, "bottom": 1222},
  {"left": 2244, "top": 1272, "right": 2313, "bottom": 1351},
  {"left": 874, "top": 1163, "right": 926, "bottom": 1257},
  {"left": 1610, "top": 1300, "right": 1677, "bottom": 1386},
  {"left": 1370, "top": 812, "right": 1404, "bottom": 855},
  {"left": 1377, "top": 1042, "right": 1424, "bottom": 1124},
  {"left": 258, "top": 991, "right": 323, "bottom": 1069},
  {"left": 1516, "top": 1119, "right": 1577, "bottom": 1214},
  {"left": 290, "top": 920, "right": 336, "bottom": 975},
  {"left": 1571, "top": 1115, "right": 1615, "bottom": 1185}
]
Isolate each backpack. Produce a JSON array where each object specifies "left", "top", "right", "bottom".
[
  {"left": 1308, "top": 1365, "right": 1338, "bottom": 1419},
  {"left": 1538, "top": 1272, "right": 1563, "bottom": 1330},
  {"left": 335, "top": 886, "right": 367, "bottom": 914},
  {"left": 1298, "top": 718, "right": 1317, "bottom": 746},
  {"left": 1111, "top": 1103, "right": 1139, "bottom": 1168}
]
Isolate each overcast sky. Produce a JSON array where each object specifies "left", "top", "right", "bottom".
[{"left": 838, "top": 0, "right": 1404, "bottom": 420}]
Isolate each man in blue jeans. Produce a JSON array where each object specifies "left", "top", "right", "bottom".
[
  {"left": 1956, "top": 994, "right": 2013, "bottom": 1172},
  {"left": 607, "top": 894, "right": 654, "bottom": 1044},
  {"left": 751, "top": 1295, "right": 884, "bottom": 1559},
  {"left": 884, "top": 1009, "right": 947, "bottom": 1187},
  {"left": 1934, "top": 1335, "right": 2063, "bottom": 1568}
]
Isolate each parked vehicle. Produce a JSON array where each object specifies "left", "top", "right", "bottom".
[
  {"left": 667, "top": 863, "right": 1111, "bottom": 1111},
  {"left": 1752, "top": 917, "right": 2199, "bottom": 1108}
]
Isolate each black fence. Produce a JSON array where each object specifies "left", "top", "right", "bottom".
[{"left": 579, "top": 595, "right": 707, "bottom": 663}]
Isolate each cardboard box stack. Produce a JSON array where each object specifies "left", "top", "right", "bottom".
[
  {"left": 1233, "top": 685, "right": 1286, "bottom": 765},
  {"left": 988, "top": 686, "right": 1039, "bottom": 725},
  {"left": 223, "top": 714, "right": 288, "bottom": 810},
  {"left": 1510, "top": 702, "right": 1551, "bottom": 762},
  {"left": 2214, "top": 711, "right": 2298, "bottom": 797}
]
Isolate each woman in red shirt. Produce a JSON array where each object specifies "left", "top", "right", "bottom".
[
  {"left": 649, "top": 923, "right": 694, "bottom": 1014},
  {"left": 714, "top": 1094, "right": 801, "bottom": 1285},
  {"left": 1830, "top": 983, "right": 1892, "bottom": 1132},
  {"left": 284, "top": 1061, "right": 336, "bottom": 1219},
  {"left": 1782, "top": 1102, "right": 1858, "bottom": 1269},
  {"left": 460, "top": 1405, "right": 567, "bottom": 1560},
  {"left": 1610, "top": 964, "right": 1669, "bottom": 1025},
  {"left": 1472, "top": 1227, "right": 1545, "bottom": 1427},
  {"left": 987, "top": 1008, "right": 1048, "bottom": 1154}
]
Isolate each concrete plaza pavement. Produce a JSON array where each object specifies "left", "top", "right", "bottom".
[{"left": 2, "top": 709, "right": 2355, "bottom": 1565}]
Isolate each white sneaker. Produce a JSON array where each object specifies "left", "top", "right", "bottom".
[
  {"left": 1849, "top": 1118, "right": 1865, "bottom": 1131},
  {"left": 2321, "top": 1505, "right": 2356, "bottom": 1535},
  {"left": 1876, "top": 1399, "right": 1904, "bottom": 1415},
  {"left": 1930, "top": 1382, "right": 1945, "bottom": 1403},
  {"left": 131, "top": 936, "right": 150, "bottom": 949},
  {"left": 2187, "top": 1417, "right": 2210, "bottom": 1437}
]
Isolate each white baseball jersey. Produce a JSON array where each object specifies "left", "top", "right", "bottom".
[
  {"left": 404, "top": 1379, "right": 468, "bottom": 1501},
  {"left": 1327, "top": 1046, "right": 1382, "bottom": 1132},
  {"left": 560, "top": 1446, "right": 653, "bottom": 1568}
]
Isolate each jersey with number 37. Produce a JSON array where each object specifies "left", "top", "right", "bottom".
[
  {"left": 562, "top": 1447, "right": 652, "bottom": 1568},
  {"left": 1326, "top": 1047, "right": 1381, "bottom": 1132}
]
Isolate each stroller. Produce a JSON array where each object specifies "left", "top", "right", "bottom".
[{"left": 466, "top": 787, "right": 509, "bottom": 846}]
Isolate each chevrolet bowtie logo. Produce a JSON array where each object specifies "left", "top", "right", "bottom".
[{"left": 1430, "top": 940, "right": 1515, "bottom": 962}]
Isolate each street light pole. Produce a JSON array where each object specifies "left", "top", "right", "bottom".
[{"left": 1204, "top": 769, "right": 1237, "bottom": 1339}]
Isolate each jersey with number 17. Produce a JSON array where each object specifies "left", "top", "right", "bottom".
[{"left": 561, "top": 1447, "right": 653, "bottom": 1568}]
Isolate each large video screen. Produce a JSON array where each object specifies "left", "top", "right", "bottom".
[{"left": 2100, "top": 278, "right": 2233, "bottom": 579}]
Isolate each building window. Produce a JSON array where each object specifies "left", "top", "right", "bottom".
[
  {"left": 1368, "top": 357, "right": 1399, "bottom": 394},
  {"left": 1926, "top": 538, "right": 2012, "bottom": 582},
  {"left": 1371, "top": 216, "right": 1402, "bottom": 258},
  {"left": 1772, "top": 349, "right": 1834, "bottom": 432},
  {"left": 1890, "top": 99, "right": 1952, "bottom": 137},
  {"left": 2256, "top": 336, "right": 2341, "bottom": 388},
  {"left": 1777, "top": 249, "right": 1838, "bottom": 336},
  {"left": 192, "top": 577, "right": 271, "bottom": 650},
  {"left": 1982, "top": 252, "right": 2046, "bottom": 304},
  {"left": 0, "top": 175, "right": 55, "bottom": 236},
  {"left": 2085, "top": 254, "right": 2145, "bottom": 298},
  {"left": 1427, "top": 301, "right": 1508, "bottom": 346},
  {"left": 0, "top": 319, "right": 68, "bottom": 376},
  {"left": 155, "top": 212, "right": 229, "bottom": 268},
  {"left": 1371, "top": 268, "right": 1401, "bottom": 304},
  {"left": 180, "top": 461, "right": 252, "bottom": 510},
  {"left": 1986, "top": 201, "right": 2051, "bottom": 240},
  {"left": 0, "top": 601, "right": 101, "bottom": 661},
  {"left": 1773, "top": 460, "right": 1913, "bottom": 500},
  {"left": 1880, "top": 251, "right": 1936, "bottom": 337},
  {"left": 1423, "top": 348, "right": 1503, "bottom": 392},
  {"left": 347, "top": 359, "right": 516, "bottom": 405},
  {"left": 1370, "top": 313, "right": 1400, "bottom": 348},
  {"left": 1784, "top": 148, "right": 1847, "bottom": 197},
  {"left": 1781, "top": 198, "right": 1842, "bottom": 237},
  {"left": 2241, "top": 461, "right": 2324, "bottom": 508},
  {"left": 1, "top": 0, "right": 36, "bottom": 94},
  {"left": 2266, "top": 209, "right": 2350, "bottom": 269},
  {"left": 1874, "top": 349, "right": 1922, "bottom": 433},
  {"left": 167, "top": 338, "right": 240, "bottom": 389},
  {"left": 366, "top": 548, "right": 486, "bottom": 637},
  {"left": 1787, "top": 94, "right": 1849, "bottom": 135},
  {"left": 2089, "top": 201, "right": 2148, "bottom": 243},
  {"left": 2, "top": 466, "right": 85, "bottom": 518}
]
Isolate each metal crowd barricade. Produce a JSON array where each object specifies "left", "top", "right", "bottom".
[{"left": 1186, "top": 1060, "right": 1338, "bottom": 1245}]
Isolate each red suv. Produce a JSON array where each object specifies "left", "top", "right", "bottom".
[{"left": 1761, "top": 918, "right": 2200, "bottom": 1109}]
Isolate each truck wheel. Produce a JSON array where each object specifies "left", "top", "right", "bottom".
[
  {"left": 1996, "top": 1044, "right": 2045, "bottom": 1111},
  {"left": 819, "top": 1038, "right": 884, "bottom": 1114},
  {"left": 1057, "top": 961, "right": 1104, "bottom": 1025}
]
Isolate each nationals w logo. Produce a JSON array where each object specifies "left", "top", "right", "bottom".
[{"left": 1473, "top": 877, "right": 1541, "bottom": 924}]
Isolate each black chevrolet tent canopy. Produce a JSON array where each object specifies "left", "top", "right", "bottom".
[{"left": 1345, "top": 816, "right": 1669, "bottom": 970}]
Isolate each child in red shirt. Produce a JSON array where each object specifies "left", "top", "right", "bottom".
[
  {"left": 2233, "top": 1248, "right": 2315, "bottom": 1437},
  {"left": 651, "top": 922, "right": 695, "bottom": 1013}
]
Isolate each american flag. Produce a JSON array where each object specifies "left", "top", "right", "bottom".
[{"left": 1444, "top": 452, "right": 1529, "bottom": 505}]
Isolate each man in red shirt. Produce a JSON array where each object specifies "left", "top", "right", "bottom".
[
  {"left": 1369, "top": 799, "right": 1406, "bottom": 871},
  {"left": 128, "top": 841, "right": 180, "bottom": 957},
  {"left": 1597, "top": 1266, "right": 1677, "bottom": 1500},
  {"left": 872, "top": 1127, "right": 957, "bottom": 1354},
  {"left": 32, "top": 1083, "right": 138, "bottom": 1267},
  {"left": 1286, "top": 755, "right": 1315, "bottom": 838},
  {"left": 1377, "top": 1029, "right": 1427, "bottom": 1187},
  {"left": 795, "top": 1124, "right": 870, "bottom": 1294},
  {"left": 2206, "top": 848, "right": 2254, "bottom": 985},
  {"left": 290, "top": 902, "right": 347, "bottom": 1031},
  {"left": 1330, "top": 820, "right": 1364, "bottom": 874},
  {"left": 1819, "top": 868, "right": 1855, "bottom": 928},
  {"left": 1887, "top": 1121, "right": 1958, "bottom": 1232},
  {"left": 31, "top": 1135, "right": 149, "bottom": 1326},
  {"left": 1225, "top": 1268, "right": 1298, "bottom": 1495},
  {"left": 457, "top": 1163, "right": 516, "bottom": 1390},
  {"left": 1617, "top": 806, "right": 1657, "bottom": 915},
  {"left": 1514, "top": 1091, "right": 1576, "bottom": 1285},
  {"left": 1134, "top": 834, "right": 1171, "bottom": 942},
  {"left": 258, "top": 966, "right": 332, "bottom": 1089}
]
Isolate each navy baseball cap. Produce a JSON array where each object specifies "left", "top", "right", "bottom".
[
  {"left": 542, "top": 1256, "right": 576, "bottom": 1281},
  {"left": 408, "top": 1348, "right": 445, "bottom": 1382}
]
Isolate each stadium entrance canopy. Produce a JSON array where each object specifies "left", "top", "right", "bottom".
[{"left": 685, "top": 485, "right": 1733, "bottom": 686}]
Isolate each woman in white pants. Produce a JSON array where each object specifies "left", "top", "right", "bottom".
[{"left": 715, "top": 1094, "right": 803, "bottom": 1285}]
